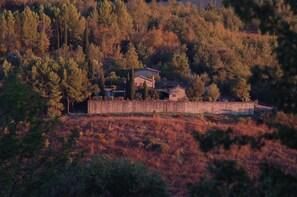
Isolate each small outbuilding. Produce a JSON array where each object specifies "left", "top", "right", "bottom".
[{"left": 168, "top": 85, "right": 187, "bottom": 101}]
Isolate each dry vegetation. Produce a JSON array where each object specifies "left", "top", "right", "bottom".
[{"left": 58, "top": 114, "right": 297, "bottom": 196}]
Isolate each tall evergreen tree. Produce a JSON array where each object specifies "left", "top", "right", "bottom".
[
  {"left": 169, "top": 52, "right": 190, "bottom": 78},
  {"left": 61, "top": 59, "right": 85, "bottom": 114},
  {"left": 5, "top": 11, "right": 17, "bottom": 51},
  {"left": 143, "top": 81, "right": 148, "bottom": 100},
  {"left": 31, "top": 57, "right": 64, "bottom": 117},
  {"left": 60, "top": 58, "right": 96, "bottom": 114},
  {"left": 22, "top": 7, "right": 39, "bottom": 51},
  {"left": 114, "top": 0, "right": 133, "bottom": 38},
  {"left": 0, "top": 13, "right": 7, "bottom": 54},
  {"left": 83, "top": 24, "right": 89, "bottom": 53},
  {"left": 97, "top": 0, "right": 115, "bottom": 27},
  {"left": 125, "top": 71, "right": 130, "bottom": 99},
  {"left": 125, "top": 43, "right": 143, "bottom": 69},
  {"left": 129, "top": 66, "right": 135, "bottom": 100}
]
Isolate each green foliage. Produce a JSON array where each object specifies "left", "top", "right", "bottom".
[
  {"left": 191, "top": 160, "right": 253, "bottom": 197},
  {"left": 60, "top": 58, "right": 97, "bottom": 113},
  {"left": 168, "top": 52, "right": 190, "bottom": 78},
  {"left": 191, "top": 160, "right": 297, "bottom": 197},
  {"left": 192, "top": 127, "right": 265, "bottom": 152},
  {"left": 125, "top": 43, "right": 143, "bottom": 70},
  {"left": 186, "top": 77, "right": 205, "bottom": 101},
  {"left": 0, "top": 60, "right": 12, "bottom": 78},
  {"left": 192, "top": 128, "right": 234, "bottom": 152},
  {"left": 0, "top": 77, "right": 81, "bottom": 197},
  {"left": 22, "top": 7, "right": 39, "bottom": 50},
  {"left": 47, "top": 156, "right": 169, "bottom": 197},
  {"left": 0, "top": 0, "right": 287, "bottom": 116},
  {"left": 31, "top": 57, "right": 64, "bottom": 117},
  {"left": 231, "top": 78, "right": 251, "bottom": 101},
  {"left": 206, "top": 83, "right": 221, "bottom": 101},
  {"left": 97, "top": 0, "right": 115, "bottom": 27},
  {"left": 225, "top": 0, "right": 297, "bottom": 113}
]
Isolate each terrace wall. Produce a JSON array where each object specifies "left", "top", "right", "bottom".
[{"left": 88, "top": 100, "right": 254, "bottom": 115}]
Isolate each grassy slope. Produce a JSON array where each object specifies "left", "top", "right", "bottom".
[{"left": 58, "top": 114, "right": 297, "bottom": 196}]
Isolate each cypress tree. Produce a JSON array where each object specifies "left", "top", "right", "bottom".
[
  {"left": 83, "top": 24, "right": 89, "bottom": 53},
  {"left": 143, "top": 81, "right": 148, "bottom": 100},
  {"left": 129, "top": 67, "right": 135, "bottom": 100},
  {"left": 98, "top": 68, "right": 105, "bottom": 99},
  {"left": 64, "top": 22, "right": 68, "bottom": 46},
  {"left": 125, "top": 72, "right": 130, "bottom": 99}
]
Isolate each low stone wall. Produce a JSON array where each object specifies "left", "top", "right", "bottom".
[{"left": 88, "top": 100, "right": 254, "bottom": 115}]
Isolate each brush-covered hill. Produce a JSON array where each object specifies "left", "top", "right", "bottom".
[{"left": 58, "top": 114, "right": 297, "bottom": 196}]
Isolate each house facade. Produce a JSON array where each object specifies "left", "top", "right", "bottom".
[{"left": 134, "top": 75, "right": 155, "bottom": 88}]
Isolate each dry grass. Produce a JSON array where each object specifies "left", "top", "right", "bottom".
[{"left": 57, "top": 114, "right": 297, "bottom": 197}]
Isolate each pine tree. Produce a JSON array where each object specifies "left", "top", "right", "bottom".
[
  {"left": 37, "top": 6, "right": 51, "bottom": 55},
  {"left": 67, "top": 4, "right": 86, "bottom": 46},
  {"left": 97, "top": 0, "right": 115, "bottom": 27},
  {"left": 231, "top": 78, "right": 251, "bottom": 102},
  {"left": 90, "top": 60, "right": 105, "bottom": 98},
  {"left": 169, "top": 52, "right": 190, "bottom": 78},
  {"left": 60, "top": 58, "right": 96, "bottom": 114},
  {"left": 125, "top": 43, "right": 142, "bottom": 69},
  {"left": 127, "top": 0, "right": 151, "bottom": 34},
  {"left": 22, "top": 7, "right": 39, "bottom": 51},
  {"left": 114, "top": 0, "right": 133, "bottom": 38},
  {"left": 5, "top": 11, "right": 17, "bottom": 51},
  {"left": 186, "top": 77, "right": 205, "bottom": 101},
  {"left": 0, "top": 77, "right": 81, "bottom": 196},
  {"left": 61, "top": 59, "right": 84, "bottom": 114},
  {"left": 31, "top": 58, "right": 63, "bottom": 117},
  {"left": 0, "top": 13, "right": 7, "bottom": 53}
]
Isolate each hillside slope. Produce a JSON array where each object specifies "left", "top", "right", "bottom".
[{"left": 58, "top": 115, "right": 297, "bottom": 196}]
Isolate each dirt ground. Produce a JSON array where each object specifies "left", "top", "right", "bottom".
[{"left": 57, "top": 114, "right": 297, "bottom": 196}]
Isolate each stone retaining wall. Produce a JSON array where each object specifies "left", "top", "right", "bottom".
[{"left": 88, "top": 100, "right": 254, "bottom": 115}]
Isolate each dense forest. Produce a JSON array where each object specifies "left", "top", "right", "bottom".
[
  {"left": 0, "top": 1, "right": 297, "bottom": 196},
  {"left": 0, "top": 0, "right": 280, "bottom": 117}
]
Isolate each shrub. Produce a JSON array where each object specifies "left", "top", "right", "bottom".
[
  {"left": 190, "top": 160, "right": 253, "bottom": 197},
  {"left": 190, "top": 160, "right": 297, "bottom": 197},
  {"left": 46, "top": 156, "right": 169, "bottom": 197},
  {"left": 205, "top": 83, "right": 221, "bottom": 101}
]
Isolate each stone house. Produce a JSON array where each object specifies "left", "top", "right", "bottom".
[
  {"left": 168, "top": 85, "right": 187, "bottom": 101},
  {"left": 135, "top": 67, "right": 160, "bottom": 78},
  {"left": 134, "top": 75, "right": 155, "bottom": 88}
]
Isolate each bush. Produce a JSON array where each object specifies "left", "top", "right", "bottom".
[
  {"left": 186, "top": 77, "right": 205, "bottom": 101},
  {"left": 190, "top": 160, "right": 253, "bottom": 197},
  {"left": 190, "top": 160, "right": 297, "bottom": 197},
  {"left": 46, "top": 156, "right": 169, "bottom": 197},
  {"left": 205, "top": 83, "right": 221, "bottom": 101}
]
